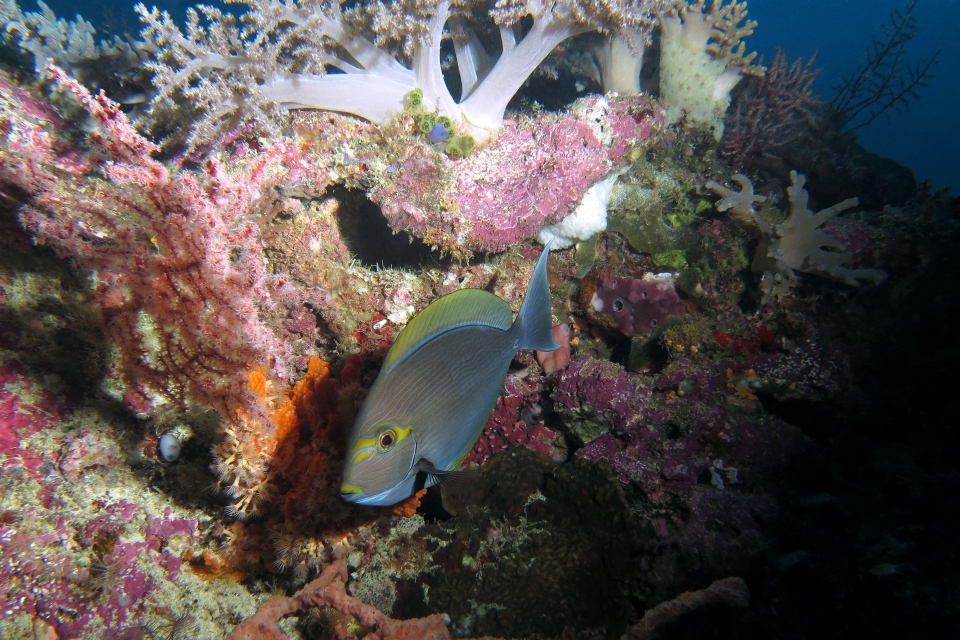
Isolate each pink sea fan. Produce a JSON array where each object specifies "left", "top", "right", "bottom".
[{"left": 15, "top": 66, "right": 293, "bottom": 421}]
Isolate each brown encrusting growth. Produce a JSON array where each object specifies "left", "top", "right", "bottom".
[{"left": 624, "top": 576, "right": 750, "bottom": 639}]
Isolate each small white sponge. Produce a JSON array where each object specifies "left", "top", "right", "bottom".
[
  {"left": 538, "top": 171, "right": 621, "bottom": 249},
  {"left": 159, "top": 433, "right": 181, "bottom": 462}
]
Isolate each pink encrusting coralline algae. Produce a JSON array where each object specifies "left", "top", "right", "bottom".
[
  {"left": 0, "top": 359, "right": 61, "bottom": 477},
  {"left": 0, "top": 495, "right": 201, "bottom": 638},
  {"left": 0, "top": 356, "right": 203, "bottom": 638},
  {"left": 464, "top": 371, "right": 565, "bottom": 467},
  {"left": 374, "top": 96, "right": 666, "bottom": 255},
  {"left": 561, "top": 355, "right": 808, "bottom": 574}
]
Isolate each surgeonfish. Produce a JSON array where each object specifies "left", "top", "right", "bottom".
[{"left": 340, "top": 242, "right": 559, "bottom": 506}]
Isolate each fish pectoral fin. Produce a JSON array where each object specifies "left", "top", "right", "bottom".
[
  {"left": 436, "top": 467, "right": 479, "bottom": 492},
  {"left": 415, "top": 458, "right": 477, "bottom": 491}
]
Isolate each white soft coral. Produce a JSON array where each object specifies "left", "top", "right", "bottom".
[
  {"left": 707, "top": 171, "right": 886, "bottom": 304},
  {"left": 137, "top": 0, "right": 663, "bottom": 150}
]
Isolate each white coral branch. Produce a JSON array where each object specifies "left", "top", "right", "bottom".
[
  {"left": 776, "top": 171, "right": 886, "bottom": 288},
  {"left": 136, "top": 0, "right": 665, "bottom": 150},
  {"left": 709, "top": 171, "right": 886, "bottom": 304},
  {"left": 705, "top": 173, "right": 766, "bottom": 225}
]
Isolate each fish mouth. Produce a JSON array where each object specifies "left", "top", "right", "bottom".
[
  {"left": 340, "top": 482, "right": 363, "bottom": 501},
  {"left": 342, "top": 483, "right": 412, "bottom": 507}
]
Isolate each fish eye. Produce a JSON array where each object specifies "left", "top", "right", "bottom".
[{"left": 379, "top": 429, "right": 397, "bottom": 449}]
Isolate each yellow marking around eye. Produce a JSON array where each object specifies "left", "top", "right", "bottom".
[
  {"left": 341, "top": 483, "right": 362, "bottom": 494},
  {"left": 393, "top": 425, "right": 413, "bottom": 442},
  {"left": 352, "top": 436, "right": 377, "bottom": 456},
  {"left": 353, "top": 449, "right": 373, "bottom": 465}
]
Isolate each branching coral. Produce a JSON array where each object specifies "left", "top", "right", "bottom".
[
  {"left": 829, "top": 0, "right": 939, "bottom": 133},
  {"left": 2, "top": 0, "right": 144, "bottom": 83},
  {"left": 721, "top": 48, "right": 822, "bottom": 168},
  {"left": 707, "top": 173, "right": 764, "bottom": 223},
  {"left": 706, "top": 171, "right": 886, "bottom": 303},
  {"left": 2, "top": 0, "right": 97, "bottom": 70},
  {"left": 17, "top": 66, "right": 293, "bottom": 415},
  {"left": 3, "top": 65, "right": 311, "bottom": 517},
  {"left": 136, "top": 0, "right": 664, "bottom": 150},
  {"left": 658, "top": 0, "right": 764, "bottom": 138},
  {"left": 226, "top": 558, "right": 462, "bottom": 640}
]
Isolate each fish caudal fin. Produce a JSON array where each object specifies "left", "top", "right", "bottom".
[{"left": 512, "top": 240, "right": 559, "bottom": 352}]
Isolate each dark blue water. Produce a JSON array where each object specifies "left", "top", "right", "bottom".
[
  {"left": 23, "top": 0, "right": 958, "bottom": 194},
  {"left": 749, "top": 0, "right": 958, "bottom": 195}
]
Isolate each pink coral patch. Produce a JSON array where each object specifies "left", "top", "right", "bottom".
[{"left": 0, "top": 360, "right": 61, "bottom": 475}]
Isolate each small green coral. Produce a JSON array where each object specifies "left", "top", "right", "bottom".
[
  {"left": 667, "top": 205, "right": 701, "bottom": 228},
  {"left": 417, "top": 112, "right": 437, "bottom": 134},
  {"left": 445, "top": 138, "right": 463, "bottom": 159},
  {"left": 408, "top": 88, "right": 424, "bottom": 110},
  {"left": 653, "top": 249, "right": 688, "bottom": 270},
  {"left": 443, "top": 134, "right": 475, "bottom": 159},
  {"left": 459, "top": 134, "right": 475, "bottom": 156}
]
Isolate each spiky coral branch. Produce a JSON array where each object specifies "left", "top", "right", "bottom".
[{"left": 136, "top": 0, "right": 663, "bottom": 149}]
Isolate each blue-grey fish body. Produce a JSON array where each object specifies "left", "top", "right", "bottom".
[{"left": 341, "top": 244, "right": 558, "bottom": 506}]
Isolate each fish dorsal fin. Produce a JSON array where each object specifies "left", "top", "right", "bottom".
[
  {"left": 382, "top": 288, "right": 513, "bottom": 374},
  {"left": 511, "top": 240, "right": 559, "bottom": 352}
]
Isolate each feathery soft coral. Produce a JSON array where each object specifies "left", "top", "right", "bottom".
[{"left": 137, "top": 0, "right": 664, "bottom": 149}]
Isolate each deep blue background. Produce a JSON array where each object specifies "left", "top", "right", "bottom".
[
  {"left": 21, "top": 0, "right": 959, "bottom": 194},
  {"left": 748, "top": 0, "right": 958, "bottom": 194}
]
